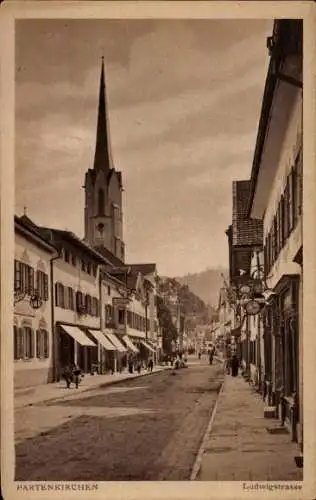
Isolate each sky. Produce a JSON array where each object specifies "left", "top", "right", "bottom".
[{"left": 15, "top": 18, "right": 272, "bottom": 277}]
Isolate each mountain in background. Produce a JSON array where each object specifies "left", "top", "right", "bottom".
[{"left": 174, "top": 267, "right": 228, "bottom": 308}]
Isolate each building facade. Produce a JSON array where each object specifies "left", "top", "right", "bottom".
[
  {"left": 248, "top": 19, "right": 303, "bottom": 447},
  {"left": 14, "top": 216, "right": 57, "bottom": 388}
]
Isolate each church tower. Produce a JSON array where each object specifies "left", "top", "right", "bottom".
[{"left": 83, "top": 58, "right": 125, "bottom": 262}]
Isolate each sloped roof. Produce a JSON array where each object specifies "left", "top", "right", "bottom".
[
  {"left": 127, "top": 263, "right": 157, "bottom": 276},
  {"left": 15, "top": 215, "right": 57, "bottom": 252}
]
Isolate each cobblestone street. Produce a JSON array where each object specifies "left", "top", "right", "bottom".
[{"left": 15, "top": 360, "right": 224, "bottom": 481}]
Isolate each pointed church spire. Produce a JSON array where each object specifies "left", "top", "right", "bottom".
[{"left": 93, "top": 57, "right": 113, "bottom": 172}]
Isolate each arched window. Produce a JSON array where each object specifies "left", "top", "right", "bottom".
[{"left": 98, "top": 188, "right": 105, "bottom": 215}]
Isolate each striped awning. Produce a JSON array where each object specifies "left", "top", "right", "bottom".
[
  {"left": 123, "top": 335, "right": 139, "bottom": 354},
  {"left": 88, "top": 330, "right": 116, "bottom": 351},
  {"left": 140, "top": 340, "right": 155, "bottom": 353},
  {"left": 60, "top": 325, "right": 96, "bottom": 347},
  {"left": 104, "top": 331, "right": 127, "bottom": 353}
]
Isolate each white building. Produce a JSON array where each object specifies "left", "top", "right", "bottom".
[
  {"left": 247, "top": 20, "right": 302, "bottom": 446},
  {"left": 14, "top": 216, "right": 57, "bottom": 388}
]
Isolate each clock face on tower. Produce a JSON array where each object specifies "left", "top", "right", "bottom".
[{"left": 96, "top": 222, "right": 104, "bottom": 236}]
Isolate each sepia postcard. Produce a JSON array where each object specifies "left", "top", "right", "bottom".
[{"left": 1, "top": 1, "right": 316, "bottom": 499}]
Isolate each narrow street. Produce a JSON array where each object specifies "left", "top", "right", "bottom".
[{"left": 15, "top": 359, "right": 224, "bottom": 481}]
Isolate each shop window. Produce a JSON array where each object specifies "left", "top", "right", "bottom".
[{"left": 36, "top": 329, "right": 49, "bottom": 359}]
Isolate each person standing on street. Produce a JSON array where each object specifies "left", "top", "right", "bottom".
[
  {"left": 148, "top": 358, "right": 154, "bottom": 373},
  {"left": 72, "top": 363, "right": 82, "bottom": 388},
  {"left": 231, "top": 354, "right": 239, "bottom": 377},
  {"left": 63, "top": 363, "right": 73, "bottom": 389}
]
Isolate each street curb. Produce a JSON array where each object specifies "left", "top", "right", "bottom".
[
  {"left": 190, "top": 375, "right": 226, "bottom": 481},
  {"left": 17, "top": 367, "right": 171, "bottom": 408}
]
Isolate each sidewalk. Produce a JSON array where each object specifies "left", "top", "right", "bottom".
[
  {"left": 196, "top": 374, "right": 303, "bottom": 481},
  {"left": 14, "top": 365, "right": 170, "bottom": 409}
]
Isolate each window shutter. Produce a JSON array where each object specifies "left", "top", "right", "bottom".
[
  {"left": 14, "top": 261, "right": 21, "bottom": 292},
  {"left": 30, "top": 329, "right": 35, "bottom": 358},
  {"left": 21, "top": 264, "right": 27, "bottom": 293},
  {"left": 36, "top": 330, "right": 41, "bottom": 358},
  {"left": 284, "top": 180, "right": 289, "bottom": 238},
  {"left": 28, "top": 267, "right": 34, "bottom": 295},
  {"left": 19, "top": 327, "right": 24, "bottom": 359},
  {"left": 96, "top": 299, "right": 99, "bottom": 317},
  {"left": 44, "top": 331, "right": 49, "bottom": 358},
  {"left": 288, "top": 171, "right": 294, "bottom": 233},
  {"left": 279, "top": 195, "right": 284, "bottom": 248},
  {"left": 44, "top": 274, "right": 49, "bottom": 301},
  {"left": 14, "top": 326, "right": 18, "bottom": 360}
]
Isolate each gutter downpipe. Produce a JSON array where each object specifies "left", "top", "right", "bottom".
[{"left": 50, "top": 251, "right": 62, "bottom": 382}]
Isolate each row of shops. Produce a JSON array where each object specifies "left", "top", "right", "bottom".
[
  {"left": 219, "top": 20, "right": 303, "bottom": 464},
  {"left": 14, "top": 214, "right": 161, "bottom": 389}
]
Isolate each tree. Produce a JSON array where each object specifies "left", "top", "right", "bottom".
[{"left": 156, "top": 294, "right": 178, "bottom": 353}]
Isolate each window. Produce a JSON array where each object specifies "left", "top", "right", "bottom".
[
  {"left": 71, "top": 254, "right": 76, "bottom": 267},
  {"left": 105, "top": 305, "right": 113, "bottom": 325},
  {"left": 107, "top": 286, "right": 111, "bottom": 296},
  {"left": 127, "top": 310, "right": 132, "bottom": 326},
  {"left": 36, "top": 270, "right": 49, "bottom": 301},
  {"left": 15, "top": 262, "right": 35, "bottom": 295},
  {"left": 92, "top": 264, "right": 97, "bottom": 278},
  {"left": 87, "top": 262, "right": 92, "bottom": 275},
  {"left": 55, "top": 282, "right": 65, "bottom": 308},
  {"left": 16, "top": 326, "right": 34, "bottom": 359},
  {"left": 64, "top": 250, "right": 70, "bottom": 263},
  {"left": 67, "top": 287, "right": 74, "bottom": 310},
  {"left": 76, "top": 291, "right": 84, "bottom": 312},
  {"left": 118, "top": 309, "right": 125, "bottom": 325},
  {"left": 36, "top": 330, "right": 49, "bottom": 359},
  {"left": 98, "top": 188, "right": 105, "bottom": 215},
  {"left": 85, "top": 294, "right": 92, "bottom": 315},
  {"left": 81, "top": 260, "right": 86, "bottom": 272}
]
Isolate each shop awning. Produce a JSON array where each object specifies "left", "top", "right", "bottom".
[
  {"left": 88, "top": 330, "right": 116, "bottom": 351},
  {"left": 126, "top": 327, "right": 145, "bottom": 339},
  {"left": 140, "top": 340, "right": 156, "bottom": 353},
  {"left": 60, "top": 324, "right": 96, "bottom": 347},
  {"left": 104, "top": 331, "right": 127, "bottom": 352},
  {"left": 123, "top": 335, "right": 140, "bottom": 354}
]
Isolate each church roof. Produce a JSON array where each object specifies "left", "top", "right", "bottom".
[{"left": 93, "top": 57, "right": 113, "bottom": 173}]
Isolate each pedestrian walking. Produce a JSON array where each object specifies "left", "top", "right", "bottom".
[
  {"left": 198, "top": 352, "right": 201, "bottom": 360},
  {"left": 137, "top": 361, "right": 141, "bottom": 374},
  {"left": 148, "top": 358, "right": 154, "bottom": 373},
  {"left": 63, "top": 363, "right": 73, "bottom": 389},
  {"left": 231, "top": 355, "right": 239, "bottom": 377},
  {"left": 128, "top": 358, "right": 133, "bottom": 374},
  {"left": 72, "top": 363, "right": 82, "bottom": 388}
]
